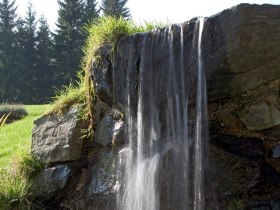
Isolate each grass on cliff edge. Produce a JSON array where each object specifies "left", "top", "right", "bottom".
[{"left": 0, "top": 105, "right": 50, "bottom": 169}]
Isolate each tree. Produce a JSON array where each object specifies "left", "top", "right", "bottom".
[
  {"left": 21, "top": 3, "right": 37, "bottom": 102},
  {"left": 101, "top": 0, "right": 130, "bottom": 19},
  {"left": 0, "top": 0, "right": 18, "bottom": 101},
  {"left": 35, "top": 16, "right": 54, "bottom": 102},
  {"left": 83, "top": 0, "right": 99, "bottom": 23},
  {"left": 54, "top": 0, "right": 86, "bottom": 86}
]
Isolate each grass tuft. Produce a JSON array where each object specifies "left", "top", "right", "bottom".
[
  {"left": 18, "top": 153, "right": 44, "bottom": 178},
  {"left": 47, "top": 79, "right": 85, "bottom": 115},
  {"left": 0, "top": 169, "right": 31, "bottom": 210}
]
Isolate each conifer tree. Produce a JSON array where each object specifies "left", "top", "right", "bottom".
[
  {"left": 54, "top": 0, "right": 85, "bottom": 86},
  {"left": 20, "top": 3, "right": 37, "bottom": 102},
  {"left": 83, "top": 0, "right": 99, "bottom": 23},
  {"left": 35, "top": 16, "right": 54, "bottom": 102},
  {"left": 0, "top": 0, "right": 18, "bottom": 101},
  {"left": 101, "top": 0, "right": 130, "bottom": 19}
]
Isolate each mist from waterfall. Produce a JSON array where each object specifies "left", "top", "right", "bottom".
[{"left": 116, "top": 17, "right": 208, "bottom": 210}]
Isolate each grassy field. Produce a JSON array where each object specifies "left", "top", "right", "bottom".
[{"left": 0, "top": 105, "right": 50, "bottom": 169}]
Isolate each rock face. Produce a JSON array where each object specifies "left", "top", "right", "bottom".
[
  {"left": 32, "top": 165, "right": 71, "bottom": 198},
  {"left": 31, "top": 3, "right": 280, "bottom": 210},
  {"left": 30, "top": 108, "right": 87, "bottom": 203},
  {"left": 95, "top": 108, "right": 125, "bottom": 146},
  {"left": 110, "top": 3, "right": 280, "bottom": 209},
  {"left": 32, "top": 108, "right": 85, "bottom": 164}
]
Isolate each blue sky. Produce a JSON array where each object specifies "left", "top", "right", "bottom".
[{"left": 17, "top": 0, "right": 280, "bottom": 30}]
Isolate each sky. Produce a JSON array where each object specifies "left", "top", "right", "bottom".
[{"left": 17, "top": 0, "right": 280, "bottom": 31}]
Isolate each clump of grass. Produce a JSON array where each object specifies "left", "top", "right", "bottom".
[
  {"left": 83, "top": 16, "right": 167, "bottom": 68},
  {"left": 18, "top": 153, "right": 44, "bottom": 178},
  {"left": 0, "top": 151, "right": 45, "bottom": 210},
  {"left": 0, "top": 103, "right": 27, "bottom": 124},
  {"left": 47, "top": 78, "right": 86, "bottom": 115},
  {"left": 0, "top": 169, "right": 31, "bottom": 210}
]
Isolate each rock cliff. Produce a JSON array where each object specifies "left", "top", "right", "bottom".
[{"left": 31, "top": 3, "right": 280, "bottom": 210}]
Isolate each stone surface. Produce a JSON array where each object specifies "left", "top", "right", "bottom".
[
  {"left": 60, "top": 147, "right": 120, "bottom": 210},
  {"left": 84, "top": 147, "right": 118, "bottom": 210},
  {"left": 211, "top": 146, "right": 261, "bottom": 209},
  {"left": 31, "top": 108, "right": 86, "bottom": 164},
  {"left": 93, "top": 100, "right": 110, "bottom": 126},
  {"left": 270, "top": 144, "right": 280, "bottom": 158},
  {"left": 204, "top": 3, "right": 280, "bottom": 100},
  {"left": 87, "top": 148, "right": 116, "bottom": 195},
  {"left": 94, "top": 108, "right": 125, "bottom": 146},
  {"left": 212, "top": 133, "right": 264, "bottom": 158},
  {"left": 32, "top": 165, "right": 71, "bottom": 199},
  {"left": 238, "top": 102, "right": 280, "bottom": 131},
  {"left": 91, "top": 45, "right": 113, "bottom": 105},
  {"left": 31, "top": 3, "right": 280, "bottom": 209}
]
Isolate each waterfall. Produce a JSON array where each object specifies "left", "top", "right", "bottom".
[{"left": 117, "top": 17, "right": 208, "bottom": 210}]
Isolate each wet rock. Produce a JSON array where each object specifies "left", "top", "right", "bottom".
[
  {"left": 246, "top": 200, "right": 280, "bottom": 210},
  {"left": 270, "top": 144, "right": 280, "bottom": 158},
  {"left": 212, "top": 133, "right": 264, "bottom": 158},
  {"left": 91, "top": 45, "right": 113, "bottom": 105},
  {"left": 87, "top": 149, "right": 115, "bottom": 195},
  {"left": 94, "top": 108, "right": 125, "bottom": 146},
  {"left": 32, "top": 165, "right": 71, "bottom": 199},
  {"left": 238, "top": 102, "right": 280, "bottom": 131},
  {"left": 211, "top": 146, "right": 261, "bottom": 207},
  {"left": 85, "top": 147, "right": 118, "bottom": 210},
  {"left": 93, "top": 100, "right": 110, "bottom": 126},
  {"left": 31, "top": 108, "right": 86, "bottom": 164}
]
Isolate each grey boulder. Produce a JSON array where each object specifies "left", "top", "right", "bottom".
[
  {"left": 32, "top": 165, "right": 71, "bottom": 199},
  {"left": 94, "top": 108, "right": 125, "bottom": 146},
  {"left": 31, "top": 108, "right": 86, "bottom": 164}
]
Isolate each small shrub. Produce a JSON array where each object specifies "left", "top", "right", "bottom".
[{"left": 0, "top": 104, "right": 27, "bottom": 124}]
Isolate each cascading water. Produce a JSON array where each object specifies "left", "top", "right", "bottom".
[{"left": 117, "top": 17, "right": 209, "bottom": 210}]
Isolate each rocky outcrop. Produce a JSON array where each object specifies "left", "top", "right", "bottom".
[
  {"left": 32, "top": 108, "right": 86, "bottom": 164},
  {"left": 31, "top": 103, "right": 125, "bottom": 208},
  {"left": 30, "top": 3, "right": 280, "bottom": 210},
  {"left": 30, "top": 108, "right": 88, "bottom": 203},
  {"left": 108, "top": 3, "right": 280, "bottom": 209}
]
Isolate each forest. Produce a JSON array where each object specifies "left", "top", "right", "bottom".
[{"left": 0, "top": 0, "right": 130, "bottom": 104}]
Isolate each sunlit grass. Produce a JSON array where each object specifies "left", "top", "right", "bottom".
[{"left": 0, "top": 105, "right": 50, "bottom": 169}]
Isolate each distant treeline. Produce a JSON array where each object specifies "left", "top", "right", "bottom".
[{"left": 0, "top": 0, "right": 130, "bottom": 104}]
